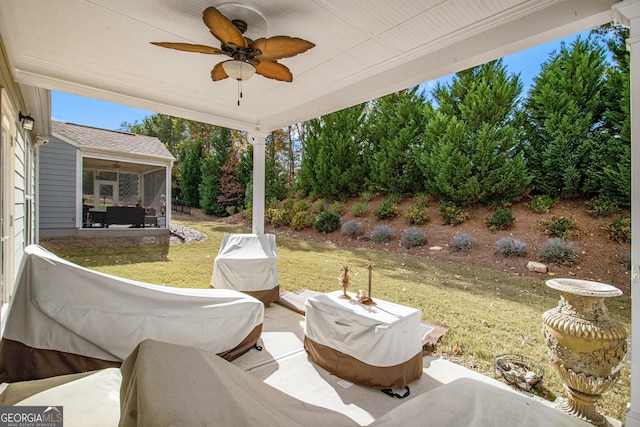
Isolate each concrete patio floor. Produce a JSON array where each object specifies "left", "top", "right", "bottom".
[{"left": 231, "top": 302, "right": 611, "bottom": 426}]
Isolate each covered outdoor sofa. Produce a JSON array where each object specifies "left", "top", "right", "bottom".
[
  {"left": 0, "top": 339, "right": 592, "bottom": 426},
  {"left": 0, "top": 244, "right": 264, "bottom": 383}
]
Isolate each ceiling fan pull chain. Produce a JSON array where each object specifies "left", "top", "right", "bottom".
[{"left": 237, "top": 80, "right": 242, "bottom": 106}]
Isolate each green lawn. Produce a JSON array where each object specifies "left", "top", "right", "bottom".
[{"left": 48, "top": 219, "right": 631, "bottom": 422}]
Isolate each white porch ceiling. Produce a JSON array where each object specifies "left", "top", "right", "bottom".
[{"left": 0, "top": 0, "right": 619, "bottom": 134}]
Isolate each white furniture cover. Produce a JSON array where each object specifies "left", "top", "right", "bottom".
[
  {"left": 0, "top": 244, "right": 263, "bottom": 381},
  {"left": 304, "top": 291, "right": 422, "bottom": 367},
  {"left": 211, "top": 234, "right": 278, "bottom": 292}
]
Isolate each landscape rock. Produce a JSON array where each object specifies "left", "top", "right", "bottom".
[
  {"left": 429, "top": 246, "right": 444, "bottom": 252},
  {"left": 527, "top": 261, "right": 548, "bottom": 273}
]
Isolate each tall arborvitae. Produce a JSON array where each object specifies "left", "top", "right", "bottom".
[
  {"left": 415, "top": 59, "right": 530, "bottom": 206},
  {"left": 179, "top": 141, "right": 203, "bottom": 206},
  {"left": 583, "top": 25, "right": 631, "bottom": 206},
  {"left": 524, "top": 36, "right": 608, "bottom": 198},
  {"left": 298, "top": 104, "right": 368, "bottom": 199},
  {"left": 199, "top": 127, "right": 232, "bottom": 216},
  {"left": 366, "top": 87, "right": 426, "bottom": 195}
]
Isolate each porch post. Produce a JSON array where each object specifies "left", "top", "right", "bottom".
[
  {"left": 249, "top": 131, "right": 268, "bottom": 235},
  {"left": 613, "top": 2, "right": 640, "bottom": 425}
]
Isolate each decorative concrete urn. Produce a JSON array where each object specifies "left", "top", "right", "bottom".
[{"left": 542, "top": 278, "right": 627, "bottom": 426}]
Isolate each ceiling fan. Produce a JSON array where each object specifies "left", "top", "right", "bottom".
[{"left": 151, "top": 6, "right": 315, "bottom": 89}]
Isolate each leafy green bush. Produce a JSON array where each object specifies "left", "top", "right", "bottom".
[
  {"left": 540, "top": 216, "right": 580, "bottom": 239},
  {"left": 371, "top": 225, "right": 394, "bottom": 243},
  {"left": 586, "top": 196, "right": 620, "bottom": 217},
  {"left": 329, "top": 201, "right": 345, "bottom": 216},
  {"left": 401, "top": 227, "right": 427, "bottom": 249},
  {"left": 539, "top": 238, "right": 577, "bottom": 266},
  {"left": 341, "top": 220, "right": 363, "bottom": 237},
  {"left": 265, "top": 208, "right": 290, "bottom": 227},
  {"left": 387, "top": 193, "right": 403, "bottom": 204},
  {"left": 313, "top": 211, "right": 341, "bottom": 233},
  {"left": 439, "top": 201, "right": 470, "bottom": 225},
  {"left": 352, "top": 201, "right": 368, "bottom": 217},
  {"left": 373, "top": 199, "right": 399, "bottom": 220},
  {"left": 529, "top": 194, "right": 556, "bottom": 213},
  {"left": 603, "top": 214, "right": 631, "bottom": 243},
  {"left": 450, "top": 234, "right": 475, "bottom": 252},
  {"left": 413, "top": 193, "right": 431, "bottom": 208},
  {"left": 360, "top": 191, "right": 373, "bottom": 203},
  {"left": 282, "top": 198, "right": 295, "bottom": 212},
  {"left": 494, "top": 237, "right": 527, "bottom": 257},
  {"left": 485, "top": 208, "right": 515, "bottom": 231},
  {"left": 242, "top": 204, "right": 252, "bottom": 222},
  {"left": 293, "top": 199, "right": 310, "bottom": 213},
  {"left": 290, "top": 211, "right": 313, "bottom": 230},
  {"left": 405, "top": 205, "right": 430, "bottom": 225},
  {"left": 530, "top": 195, "right": 555, "bottom": 213},
  {"left": 311, "top": 198, "right": 326, "bottom": 214}
]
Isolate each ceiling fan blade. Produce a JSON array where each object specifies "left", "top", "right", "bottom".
[
  {"left": 251, "top": 36, "right": 315, "bottom": 60},
  {"left": 255, "top": 60, "right": 293, "bottom": 82},
  {"left": 211, "top": 62, "right": 229, "bottom": 81},
  {"left": 203, "top": 6, "right": 246, "bottom": 48},
  {"left": 150, "top": 42, "right": 224, "bottom": 55}
]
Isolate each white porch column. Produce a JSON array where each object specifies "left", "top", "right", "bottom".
[
  {"left": 249, "top": 131, "right": 268, "bottom": 235},
  {"left": 613, "top": 2, "right": 640, "bottom": 425}
]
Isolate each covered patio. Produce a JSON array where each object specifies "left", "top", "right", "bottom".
[{"left": 0, "top": 0, "right": 638, "bottom": 424}]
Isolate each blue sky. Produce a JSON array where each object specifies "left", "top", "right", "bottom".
[{"left": 52, "top": 30, "right": 592, "bottom": 131}]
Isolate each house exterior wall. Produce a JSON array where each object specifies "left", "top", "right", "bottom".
[
  {"left": 38, "top": 135, "right": 77, "bottom": 238},
  {"left": 0, "top": 37, "right": 41, "bottom": 306}
]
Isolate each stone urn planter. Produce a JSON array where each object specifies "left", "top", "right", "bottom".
[{"left": 542, "top": 278, "right": 627, "bottom": 426}]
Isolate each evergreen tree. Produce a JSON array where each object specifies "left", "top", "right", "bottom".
[
  {"left": 584, "top": 25, "right": 631, "bottom": 205},
  {"left": 366, "top": 87, "right": 426, "bottom": 195},
  {"left": 415, "top": 60, "right": 530, "bottom": 206},
  {"left": 524, "top": 36, "right": 608, "bottom": 197},
  {"left": 179, "top": 141, "right": 203, "bottom": 205},
  {"left": 199, "top": 128, "right": 232, "bottom": 216},
  {"left": 298, "top": 104, "right": 368, "bottom": 199}
]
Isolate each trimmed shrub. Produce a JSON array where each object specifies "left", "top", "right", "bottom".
[
  {"left": 282, "top": 198, "right": 295, "bottom": 212},
  {"left": 265, "top": 208, "right": 290, "bottom": 227},
  {"left": 373, "top": 199, "right": 399, "bottom": 220},
  {"left": 401, "top": 227, "right": 427, "bottom": 249},
  {"left": 372, "top": 225, "right": 394, "bottom": 243},
  {"left": 530, "top": 195, "right": 555, "bottom": 213},
  {"left": 405, "top": 205, "right": 430, "bottom": 225},
  {"left": 439, "top": 201, "right": 470, "bottom": 225},
  {"left": 290, "top": 211, "right": 313, "bottom": 230},
  {"left": 341, "top": 220, "right": 363, "bottom": 237},
  {"left": 494, "top": 237, "right": 527, "bottom": 258},
  {"left": 313, "top": 211, "right": 341, "bottom": 233},
  {"left": 485, "top": 208, "right": 515, "bottom": 231},
  {"left": 413, "top": 193, "right": 431, "bottom": 208},
  {"left": 329, "top": 201, "right": 345, "bottom": 216},
  {"left": 387, "top": 193, "right": 403, "bottom": 204},
  {"left": 450, "top": 234, "right": 475, "bottom": 252},
  {"left": 540, "top": 216, "right": 580, "bottom": 239},
  {"left": 311, "top": 198, "right": 326, "bottom": 214},
  {"left": 352, "top": 201, "right": 368, "bottom": 217},
  {"left": 360, "top": 191, "right": 373, "bottom": 203},
  {"left": 293, "top": 199, "right": 310, "bottom": 213},
  {"left": 586, "top": 196, "right": 619, "bottom": 218},
  {"left": 539, "top": 238, "right": 577, "bottom": 266},
  {"left": 603, "top": 214, "right": 631, "bottom": 243}
]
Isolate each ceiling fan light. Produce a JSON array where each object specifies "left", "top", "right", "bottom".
[{"left": 222, "top": 60, "right": 255, "bottom": 81}]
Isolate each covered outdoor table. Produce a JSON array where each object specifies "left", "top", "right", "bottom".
[
  {"left": 303, "top": 291, "right": 423, "bottom": 390},
  {"left": 211, "top": 233, "right": 279, "bottom": 305}
]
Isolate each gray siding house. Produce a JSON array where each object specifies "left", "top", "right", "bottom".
[{"left": 39, "top": 121, "right": 174, "bottom": 238}]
